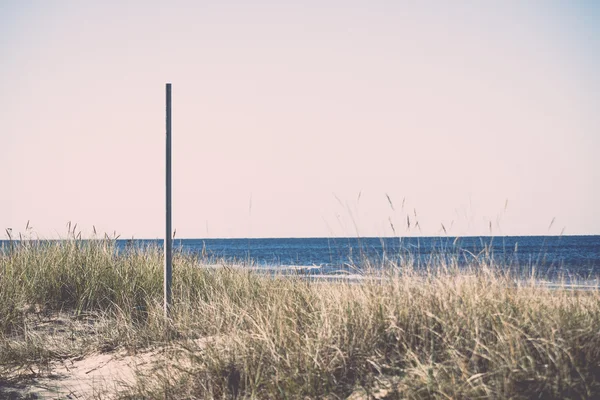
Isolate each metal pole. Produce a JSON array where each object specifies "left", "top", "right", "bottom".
[{"left": 164, "top": 83, "right": 172, "bottom": 318}]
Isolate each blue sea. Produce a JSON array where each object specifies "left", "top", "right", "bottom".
[
  {"left": 117, "top": 235, "right": 600, "bottom": 279},
  {"left": 3, "top": 235, "right": 599, "bottom": 280}
]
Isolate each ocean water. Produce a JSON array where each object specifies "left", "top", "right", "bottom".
[
  {"left": 117, "top": 235, "right": 600, "bottom": 279},
  {"left": 3, "top": 236, "right": 599, "bottom": 280}
]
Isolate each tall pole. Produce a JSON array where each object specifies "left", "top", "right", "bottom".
[{"left": 164, "top": 83, "right": 172, "bottom": 318}]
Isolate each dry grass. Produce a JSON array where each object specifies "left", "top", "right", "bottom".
[{"left": 1, "top": 237, "right": 600, "bottom": 399}]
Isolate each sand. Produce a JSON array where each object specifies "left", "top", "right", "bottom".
[{"left": 1, "top": 348, "right": 164, "bottom": 399}]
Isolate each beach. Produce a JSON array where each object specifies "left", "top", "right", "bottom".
[{"left": 2, "top": 238, "right": 600, "bottom": 399}]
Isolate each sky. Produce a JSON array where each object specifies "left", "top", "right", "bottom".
[{"left": 1, "top": 0, "right": 599, "bottom": 239}]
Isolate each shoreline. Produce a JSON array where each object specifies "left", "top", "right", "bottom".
[{"left": 2, "top": 239, "right": 600, "bottom": 399}]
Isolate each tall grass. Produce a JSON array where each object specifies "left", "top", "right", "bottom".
[{"left": 1, "top": 237, "right": 600, "bottom": 399}]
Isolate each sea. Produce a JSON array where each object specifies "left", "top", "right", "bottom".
[
  {"left": 118, "top": 235, "right": 600, "bottom": 280},
  {"left": 3, "top": 235, "right": 600, "bottom": 282}
]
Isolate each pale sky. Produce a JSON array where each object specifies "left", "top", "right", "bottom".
[{"left": 2, "top": 1, "right": 599, "bottom": 239}]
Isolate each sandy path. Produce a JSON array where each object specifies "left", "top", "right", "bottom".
[{"left": 1, "top": 347, "right": 170, "bottom": 399}]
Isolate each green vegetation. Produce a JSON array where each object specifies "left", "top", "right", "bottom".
[{"left": 1, "top": 236, "right": 599, "bottom": 399}]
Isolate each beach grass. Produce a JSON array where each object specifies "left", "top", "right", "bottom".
[{"left": 1, "top": 237, "right": 600, "bottom": 399}]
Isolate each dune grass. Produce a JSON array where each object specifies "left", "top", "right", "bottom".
[{"left": 1, "top": 237, "right": 600, "bottom": 399}]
